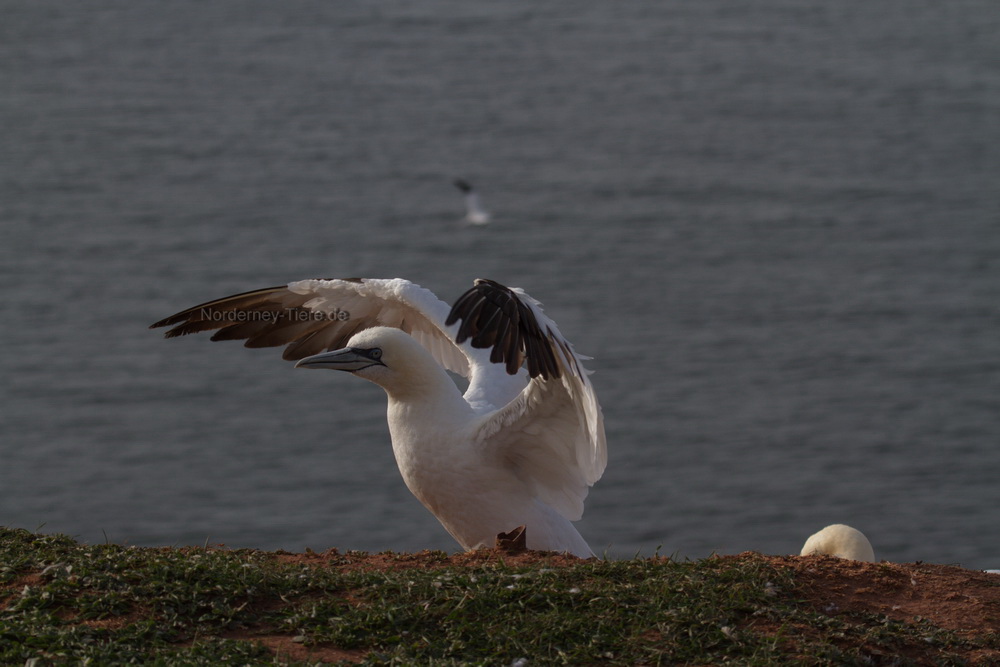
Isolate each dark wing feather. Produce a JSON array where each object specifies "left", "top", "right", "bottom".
[
  {"left": 446, "top": 278, "right": 561, "bottom": 380},
  {"left": 151, "top": 285, "right": 344, "bottom": 359}
]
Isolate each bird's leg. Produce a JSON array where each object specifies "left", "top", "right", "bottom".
[{"left": 495, "top": 525, "right": 527, "bottom": 552}]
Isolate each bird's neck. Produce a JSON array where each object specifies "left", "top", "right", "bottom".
[
  {"left": 381, "top": 364, "right": 473, "bottom": 441},
  {"left": 384, "top": 376, "right": 471, "bottom": 425},
  {"left": 384, "top": 376, "right": 475, "bottom": 503}
]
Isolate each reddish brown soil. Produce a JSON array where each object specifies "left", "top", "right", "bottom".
[{"left": 760, "top": 553, "right": 1000, "bottom": 635}]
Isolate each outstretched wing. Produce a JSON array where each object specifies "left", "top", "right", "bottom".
[
  {"left": 446, "top": 279, "right": 607, "bottom": 520},
  {"left": 151, "top": 278, "right": 471, "bottom": 376}
]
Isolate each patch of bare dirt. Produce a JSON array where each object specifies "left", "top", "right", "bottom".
[
  {"left": 762, "top": 553, "right": 1000, "bottom": 635},
  {"left": 732, "top": 553, "right": 1000, "bottom": 665},
  {"left": 0, "top": 573, "right": 43, "bottom": 612}
]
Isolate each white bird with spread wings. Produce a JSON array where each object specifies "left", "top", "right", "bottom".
[{"left": 152, "top": 278, "right": 606, "bottom": 557}]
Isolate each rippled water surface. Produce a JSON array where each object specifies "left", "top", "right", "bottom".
[{"left": 2, "top": 1, "right": 998, "bottom": 567}]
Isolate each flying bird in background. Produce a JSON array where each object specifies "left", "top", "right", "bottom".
[{"left": 453, "top": 178, "right": 491, "bottom": 225}]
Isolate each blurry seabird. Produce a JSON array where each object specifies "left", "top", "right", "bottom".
[
  {"left": 152, "top": 278, "right": 605, "bottom": 557},
  {"left": 800, "top": 524, "right": 876, "bottom": 562},
  {"left": 453, "top": 178, "right": 491, "bottom": 225}
]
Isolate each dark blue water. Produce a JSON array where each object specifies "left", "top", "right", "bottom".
[{"left": 2, "top": 1, "right": 998, "bottom": 568}]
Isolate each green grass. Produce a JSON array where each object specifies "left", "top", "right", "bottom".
[{"left": 0, "top": 527, "right": 995, "bottom": 665}]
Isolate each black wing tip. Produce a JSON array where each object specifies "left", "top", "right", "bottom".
[
  {"left": 445, "top": 279, "right": 488, "bottom": 328},
  {"left": 149, "top": 284, "right": 290, "bottom": 339},
  {"left": 149, "top": 313, "right": 194, "bottom": 334},
  {"left": 453, "top": 178, "right": 473, "bottom": 192},
  {"left": 447, "top": 279, "right": 561, "bottom": 380}
]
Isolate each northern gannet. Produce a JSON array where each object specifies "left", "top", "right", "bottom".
[
  {"left": 800, "top": 524, "right": 876, "bottom": 562},
  {"left": 152, "top": 278, "right": 605, "bottom": 556},
  {"left": 453, "top": 179, "right": 491, "bottom": 225}
]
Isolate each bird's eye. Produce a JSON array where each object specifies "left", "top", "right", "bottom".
[{"left": 369, "top": 348, "right": 382, "bottom": 360}]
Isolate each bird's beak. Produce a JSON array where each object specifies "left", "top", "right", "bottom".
[{"left": 295, "top": 347, "right": 383, "bottom": 372}]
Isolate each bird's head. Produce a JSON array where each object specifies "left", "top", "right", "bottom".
[{"left": 294, "top": 326, "right": 444, "bottom": 399}]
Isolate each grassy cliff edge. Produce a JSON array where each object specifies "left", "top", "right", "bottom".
[{"left": 1, "top": 528, "right": 997, "bottom": 665}]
